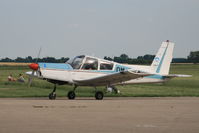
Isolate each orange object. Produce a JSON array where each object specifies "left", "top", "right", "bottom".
[{"left": 29, "top": 63, "right": 39, "bottom": 70}]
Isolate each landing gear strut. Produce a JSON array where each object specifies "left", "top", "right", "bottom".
[
  {"left": 49, "top": 84, "right": 56, "bottom": 100},
  {"left": 107, "top": 85, "right": 120, "bottom": 94}
]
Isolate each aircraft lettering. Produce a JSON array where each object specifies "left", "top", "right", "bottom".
[{"left": 116, "top": 67, "right": 125, "bottom": 72}]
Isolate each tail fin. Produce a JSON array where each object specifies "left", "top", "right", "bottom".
[{"left": 151, "top": 41, "right": 174, "bottom": 75}]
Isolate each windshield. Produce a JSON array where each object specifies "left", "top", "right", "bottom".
[{"left": 70, "top": 55, "right": 85, "bottom": 69}]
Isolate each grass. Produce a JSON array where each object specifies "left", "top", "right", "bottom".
[{"left": 0, "top": 64, "right": 199, "bottom": 98}]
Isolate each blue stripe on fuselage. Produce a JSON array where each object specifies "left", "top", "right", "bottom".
[{"left": 39, "top": 63, "right": 73, "bottom": 70}]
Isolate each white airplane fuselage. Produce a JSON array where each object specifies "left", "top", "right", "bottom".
[{"left": 36, "top": 62, "right": 166, "bottom": 86}]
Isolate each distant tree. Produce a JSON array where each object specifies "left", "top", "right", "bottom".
[
  {"left": 113, "top": 56, "right": 122, "bottom": 63},
  {"left": 143, "top": 54, "right": 155, "bottom": 61},
  {"left": 57, "top": 57, "right": 69, "bottom": 63},
  {"left": 42, "top": 57, "right": 57, "bottom": 63},
  {"left": 15, "top": 57, "right": 25, "bottom": 62},
  {"left": 136, "top": 54, "right": 155, "bottom": 64},
  {"left": 172, "top": 58, "right": 188, "bottom": 63},
  {"left": 120, "top": 54, "right": 129, "bottom": 63},
  {"left": 0, "top": 57, "right": 13, "bottom": 62},
  {"left": 127, "top": 58, "right": 139, "bottom": 64},
  {"left": 104, "top": 56, "right": 113, "bottom": 61},
  {"left": 120, "top": 54, "right": 128, "bottom": 59},
  {"left": 26, "top": 56, "right": 33, "bottom": 63},
  {"left": 188, "top": 51, "right": 199, "bottom": 63}
]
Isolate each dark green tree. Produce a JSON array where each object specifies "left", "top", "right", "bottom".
[
  {"left": 0, "top": 57, "right": 13, "bottom": 62},
  {"left": 15, "top": 57, "right": 25, "bottom": 62},
  {"left": 188, "top": 51, "right": 199, "bottom": 63},
  {"left": 104, "top": 56, "right": 113, "bottom": 61}
]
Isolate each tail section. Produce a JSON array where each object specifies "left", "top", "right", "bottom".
[{"left": 151, "top": 40, "right": 174, "bottom": 75}]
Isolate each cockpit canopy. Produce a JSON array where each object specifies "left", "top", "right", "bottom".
[
  {"left": 67, "top": 55, "right": 114, "bottom": 70},
  {"left": 69, "top": 55, "right": 85, "bottom": 69}
]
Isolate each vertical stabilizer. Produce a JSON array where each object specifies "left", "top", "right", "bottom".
[{"left": 151, "top": 41, "right": 174, "bottom": 75}]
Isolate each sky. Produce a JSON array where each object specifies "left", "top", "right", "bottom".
[{"left": 0, "top": 0, "right": 198, "bottom": 59}]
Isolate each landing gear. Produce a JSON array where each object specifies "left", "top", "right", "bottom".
[
  {"left": 107, "top": 85, "right": 120, "bottom": 94},
  {"left": 49, "top": 92, "right": 56, "bottom": 100},
  {"left": 95, "top": 91, "right": 104, "bottom": 100},
  {"left": 67, "top": 85, "right": 77, "bottom": 100},
  {"left": 67, "top": 91, "right": 76, "bottom": 99},
  {"left": 49, "top": 84, "right": 57, "bottom": 100}
]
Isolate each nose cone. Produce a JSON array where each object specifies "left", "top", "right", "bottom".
[{"left": 29, "top": 63, "right": 39, "bottom": 70}]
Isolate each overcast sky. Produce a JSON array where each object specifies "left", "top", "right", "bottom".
[{"left": 0, "top": 0, "right": 198, "bottom": 59}]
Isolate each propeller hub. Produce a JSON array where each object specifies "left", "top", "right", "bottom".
[{"left": 29, "top": 63, "right": 39, "bottom": 70}]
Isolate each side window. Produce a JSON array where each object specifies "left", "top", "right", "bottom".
[
  {"left": 81, "top": 57, "right": 98, "bottom": 70},
  {"left": 100, "top": 62, "right": 113, "bottom": 70}
]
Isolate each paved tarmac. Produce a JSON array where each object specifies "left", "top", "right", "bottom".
[{"left": 0, "top": 97, "right": 199, "bottom": 133}]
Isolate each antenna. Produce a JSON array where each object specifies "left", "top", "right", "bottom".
[{"left": 35, "top": 47, "right": 42, "bottom": 63}]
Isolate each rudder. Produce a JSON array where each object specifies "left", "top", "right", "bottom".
[{"left": 151, "top": 40, "right": 174, "bottom": 75}]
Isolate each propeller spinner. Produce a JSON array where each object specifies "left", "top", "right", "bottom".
[{"left": 29, "top": 63, "right": 39, "bottom": 70}]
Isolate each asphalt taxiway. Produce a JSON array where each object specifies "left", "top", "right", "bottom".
[{"left": 0, "top": 97, "right": 199, "bottom": 133}]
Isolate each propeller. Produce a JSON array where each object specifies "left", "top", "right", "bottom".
[{"left": 28, "top": 47, "right": 42, "bottom": 87}]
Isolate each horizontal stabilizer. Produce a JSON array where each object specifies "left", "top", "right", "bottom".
[{"left": 163, "top": 74, "right": 192, "bottom": 78}]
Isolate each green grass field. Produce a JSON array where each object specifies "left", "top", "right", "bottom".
[{"left": 0, "top": 64, "right": 198, "bottom": 98}]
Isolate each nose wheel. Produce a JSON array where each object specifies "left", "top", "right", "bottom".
[{"left": 49, "top": 92, "right": 56, "bottom": 100}]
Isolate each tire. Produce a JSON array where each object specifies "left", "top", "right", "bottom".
[
  {"left": 49, "top": 92, "right": 56, "bottom": 100},
  {"left": 68, "top": 91, "right": 76, "bottom": 100},
  {"left": 95, "top": 91, "right": 104, "bottom": 100}
]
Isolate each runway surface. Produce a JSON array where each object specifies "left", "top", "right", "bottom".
[{"left": 0, "top": 97, "right": 199, "bottom": 133}]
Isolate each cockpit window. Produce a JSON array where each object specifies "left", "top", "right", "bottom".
[
  {"left": 100, "top": 62, "right": 113, "bottom": 70},
  {"left": 81, "top": 57, "right": 98, "bottom": 70},
  {"left": 70, "top": 55, "right": 85, "bottom": 69}
]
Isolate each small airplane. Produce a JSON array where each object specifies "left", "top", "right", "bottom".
[{"left": 26, "top": 40, "right": 191, "bottom": 100}]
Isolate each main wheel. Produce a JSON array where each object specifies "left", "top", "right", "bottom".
[
  {"left": 49, "top": 92, "right": 56, "bottom": 100},
  {"left": 95, "top": 91, "right": 104, "bottom": 100},
  {"left": 68, "top": 91, "right": 76, "bottom": 100}
]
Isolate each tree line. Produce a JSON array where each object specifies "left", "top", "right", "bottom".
[
  {"left": 104, "top": 51, "right": 199, "bottom": 64},
  {"left": 0, "top": 51, "right": 198, "bottom": 64},
  {"left": 0, "top": 56, "right": 69, "bottom": 63}
]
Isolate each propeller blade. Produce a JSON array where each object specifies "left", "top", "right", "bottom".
[
  {"left": 28, "top": 47, "right": 42, "bottom": 87},
  {"left": 28, "top": 70, "right": 35, "bottom": 87},
  {"left": 35, "top": 47, "right": 42, "bottom": 63}
]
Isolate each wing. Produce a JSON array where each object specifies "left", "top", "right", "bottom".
[{"left": 73, "top": 70, "right": 153, "bottom": 86}]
